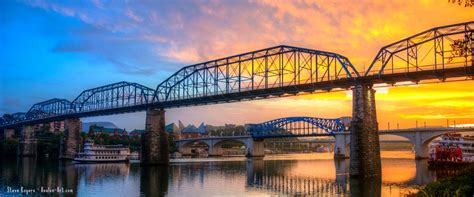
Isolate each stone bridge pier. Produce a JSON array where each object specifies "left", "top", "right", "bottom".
[
  {"left": 59, "top": 118, "right": 81, "bottom": 159},
  {"left": 18, "top": 125, "right": 37, "bottom": 157},
  {"left": 141, "top": 108, "right": 169, "bottom": 165},
  {"left": 349, "top": 84, "right": 381, "bottom": 178}
]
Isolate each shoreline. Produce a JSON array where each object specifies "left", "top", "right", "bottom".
[{"left": 409, "top": 164, "right": 474, "bottom": 196}]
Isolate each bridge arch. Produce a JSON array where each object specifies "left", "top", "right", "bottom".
[
  {"left": 177, "top": 140, "right": 211, "bottom": 156},
  {"left": 248, "top": 116, "right": 346, "bottom": 138},
  {"left": 26, "top": 98, "right": 72, "bottom": 120},
  {"left": 380, "top": 129, "right": 473, "bottom": 158},
  {"left": 71, "top": 81, "right": 155, "bottom": 113},
  {"left": 209, "top": 139, "right": 248, "bottom": 156}
]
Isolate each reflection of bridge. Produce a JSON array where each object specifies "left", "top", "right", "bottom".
[
  {"left": 1, "top": 22, "right": 473, "bottom": 176},
  {"left": 245, "top": 159, "right": 434, "bottom": 196},
  {"left": 176, "top": 118, "right": 474, "bottom": 159},
  {"left": 248, "top": 173, "right": 348, "bottom": 195},
  {"left": 245, "top": 160, "right": 350, "bottom": 196}
]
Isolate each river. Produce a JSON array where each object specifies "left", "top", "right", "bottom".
[{"left": 0, "top": 151, "right": 454, "bottom": 196}]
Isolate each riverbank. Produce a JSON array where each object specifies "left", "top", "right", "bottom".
[{"left": 410, "top": 164, "right": 474, "bottom": 196}]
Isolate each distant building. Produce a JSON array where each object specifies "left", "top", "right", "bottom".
[
  {"left": 129, "top": 129, "right": 145, "bottom": 137},
  {"left": 166, "top": 123, "right": 179, "bottom": 133},
  {"left": 89, "top": 125, "right": 127, "bottom": 136},
  {"left": 129, "top": 123, "right": 181, "bottom": 138},
  {"left": 178, "top": 122, "right": 206, "bottom": 139},
  {"left": 127, "top": 121, "right": 211, "bottom": 140},
  {"left": 225, "top": 124, "right": 237, "bottom": 129}
]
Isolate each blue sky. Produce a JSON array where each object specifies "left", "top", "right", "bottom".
[
  {"left": 0, "top": 1, "right": 181, "bottom": 129},
  {"left": 1, "top": 0, "right": 473, "bottom": 131}
]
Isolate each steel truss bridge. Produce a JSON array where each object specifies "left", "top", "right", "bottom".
[
  {"left": 247, "top": 117, "right": 347, "bottom": 138},
  {"left": 1, "top": 21, "right": 473, "bottom": 128}
]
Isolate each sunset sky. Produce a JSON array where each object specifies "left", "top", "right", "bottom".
[{"left": 0, "top": 0, "right": 473, "bottom": 130}]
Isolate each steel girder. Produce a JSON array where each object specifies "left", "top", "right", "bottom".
[
  {"left": 365, "top": 21, "right": 474, "bottom": 76},
  {"left": 26, "top": 98, "right": 72, "bottom": 120},
  {"left": 71, "top": 81, "right": 155, "bottom": 113},
  {"left": 0, "top": 82, "right": 155, "bottom": 127},
  {"left": 3, "top": 112, "right": 27, "bottom": 125},
  {"left": 248, "top": 116, "right": 345, "bottom": 139},
  {"left": 154, "top": 45, "right": 359, "bottom": 103}
]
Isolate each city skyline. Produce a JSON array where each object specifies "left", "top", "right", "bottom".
[{"left": 1, "top": 0, "right": 473, "bottom": 131}]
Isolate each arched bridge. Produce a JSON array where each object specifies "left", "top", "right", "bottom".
[{"left": 247, "top": 116, "right": 349, "bottom": 138}]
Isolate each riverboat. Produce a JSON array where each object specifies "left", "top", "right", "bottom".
[
  {"left": 428, "top": 133, "right": 474, "bottom": 166},
  {"left": 74, "top": 140, "right": 130, "bottom": 163}
]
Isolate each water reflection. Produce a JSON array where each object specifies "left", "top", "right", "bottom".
[
  {"left": 0, "top": 152, "right": 465, "bottom": 196},
  {"left": 0, "top": 158, "right": 78, "bottom": 196},
  {"left": 140, "top": 166, "right": 168, "bottom": 196},
  {"left": 350, "top": 176, "right": 382, "bottom": 197}
]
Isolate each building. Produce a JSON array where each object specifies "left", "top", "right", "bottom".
[
  {"left": 178, "top": 122, "right": 206, "bottom": 139},
  {"left": 89, "top": 125, "right": 127, "bottom": 136},
  {"left": 129, "top": 129, "right": 145, "bottom": 137},
  {"left": 127, "top": 121, "right": 208, "bottom": 139},
  {"left": 129, "top": 123, "right": 181, "bottom": 138}
]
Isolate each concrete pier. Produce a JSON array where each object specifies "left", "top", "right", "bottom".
[
  {"left": 334, "top": 133, "right": 350, "bottom": 159},
  {"left": 208, "top": 145, "right": 223, "bottom": 157},
  {"left": 18, "top": 125, "right": 37, "bottom": 157},
  {"left": 349, "top": 84, "right": 381, "bottom": 178},
  {"left": 141, "top": 108, "right": 169, "bottom": 165},
  {"left": 245, "top": 139, "right": 265, "bottom": 158},
  {"left": 59, "top": 118, "right": 81, "bottom": 160}
]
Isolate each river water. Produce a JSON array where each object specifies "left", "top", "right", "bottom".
[{"left": 0, "top": 151, "right": 453, "bottom": 196}]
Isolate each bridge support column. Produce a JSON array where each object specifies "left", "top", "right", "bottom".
[
  {"left": 246, "top": 139, "right": 265, "bottom": 158},
  {"left": 3, "top": 128, "right": 15, "bottom": 140},
  {"left": 18, "top": 125, "right": 37, "bottom": 157},
  {"left": 141, "top": 108, "right": 169, "bottom": 165},
  {"left": 60, "top": 118, "right": 81, "bottom": 160},
  {"left": 334, "top": 133, "right": 350, "bottom": 159},
  {"left": 349, "top": 84, "right": 381, "bottom": 178},
  {"left": 335, "top": 159, "right": 349, "bottom": 191},
  {"left": 414, "top": 131, "right": 429, "bottom": 159},
  {"left": 208, "top": 145, "right": 223, "bottom": 157}
]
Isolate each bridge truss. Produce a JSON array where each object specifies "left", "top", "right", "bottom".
[
  {"left": 365, "top": 21, "right": 473, "bottom": 77},
  {"left": 248, "top": 117, "right": 346, "bottom": 139},
  {"left": 1, "top": 82, "right": 156, "bottom": 126},
  {"left": 154, "top": 45, "right": 359, "bottom": 107},
  {"left": 71, "top": 81, "right": 155, "bottom": 114}
]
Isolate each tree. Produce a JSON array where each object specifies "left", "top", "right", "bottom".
[
  {"left": 449, "top": 32, "right": 473, "bottom": 63},
  {"left": 448, "top": 0, "right": 474, "bottom": 7}
]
